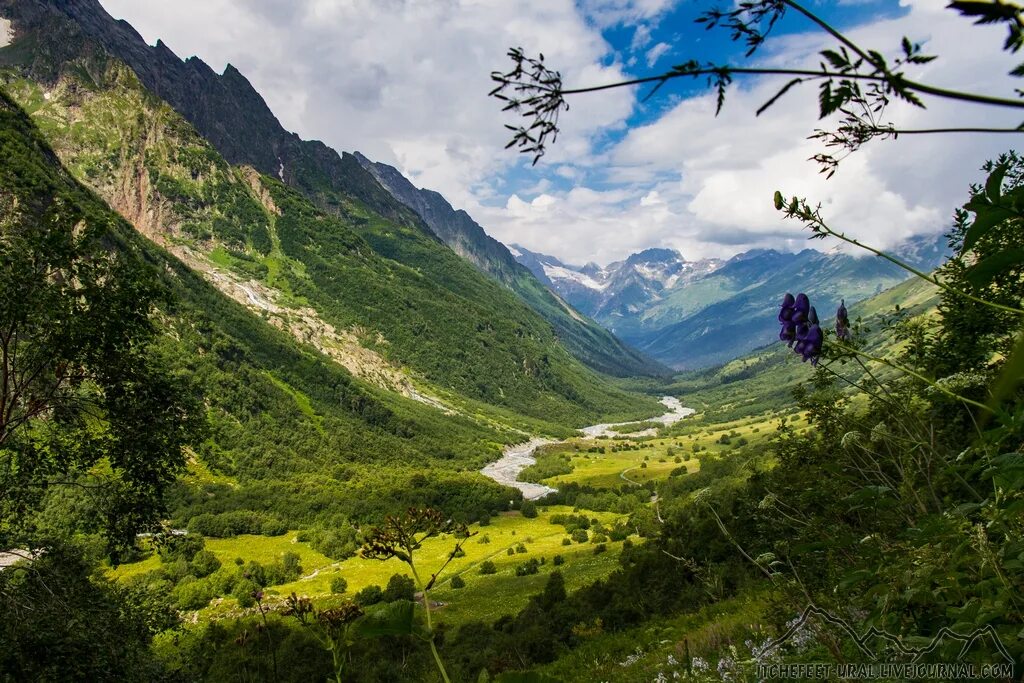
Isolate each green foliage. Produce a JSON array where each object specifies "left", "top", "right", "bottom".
[
  {"left": 479, "top": 561, "right": 497, "bottom": 575},
  {"left": 519, "top": 500, "right": 538, "bottom": 518},
  {"left": 519, "top": 451, "right": 574, "bottom": 483},
  {"left": 514, "top": 558, "right": 540, "bottom": 576},
  {"left": 232, "top": 578, "right": 259, "bottom": 608},
  {"left": 190, "top": 549, "right": 221, "bottom": 578},
  {"left": 0, "top": 93, "right": 202, "bottom": 557},
  {"left": 450, "top": 575, "right": 466, "bottom": 589},
  {"left": 330, "top": 575, "right": 349, "bottom": 595},
  {"left": 354, "top": 585, "right": 384, "bottom": 606},
  {"left": 0, "top": 546, "right": 173, "bottom": 681},
  {"left": 382, "top": 574, "right": 416, "bottom": 603}
]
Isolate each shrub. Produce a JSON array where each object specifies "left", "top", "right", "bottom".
[
  {"left": 478, "top": 534, "right": 491, "bottom": 544},
  {"left": 571, "top": 529, "right": 589, "bottom": 544},
  {"left": 506, "top": 548, "right": 515, "bottom": 556},
  {"left": 478, "top": 514, "right": 491, "bottom": 527},
  {"left": 163, "top": 559, "right": 191, "bottom": 583},
  {"left": 382, "top": 574, "right": 415, "bottom": 602},
  {"left": 242, "top": 561, "right": 266, "bottom": 587},
  {"left": 591, "top": 533, "right": 608, "bottom": 544},
  {"left": 330, "top": 575, "right": 348, "bottom": 594},
  {"left": 561, "top": 537, "right": 572, "bottom": 546},
  {"left": 233, "top": 578, "right": 258, "bottom": 608},
  {"left": 260, "top": 519, "right": 288, "bottom": 536},
  {"left": 190, "top": 550, "right": 221, "bottom": 578},
  {"left": 515, "top": 559, "right": 540, "bottom": 576},
  {"left": 515, "top": 543, "right": 527, "bottom": 554},
  {"left": 593, "top": 544, "right": 607, "bottom": 555},
  {"left": 552, "top": 555, "right": 564, "bottom": 566},
  {"left": 479, "top": 561, "right": 497, "bottom": 575},
  {"left": 276, "top": 552, "right": 303, "bottom": 582},
  {"left": 450, "top": 575, "right": 466, "bottom": 589},
  {"left": 208, "top": 567, "right": 237, "bottom": 595},
  {"left": 354, "top": 585, "right": 383, "bottom": 606},
  {"left": 520, "top": 500, "right": 538, "bottom": 518},
  {"left": 157, "top": 534, "right": 205, "bottom": 563},
  {"left": 622, "top": 538, "right": 633, "bottom": 550},
  {"left": 174, "top": 577, "right": 213, "bottom": 611}
]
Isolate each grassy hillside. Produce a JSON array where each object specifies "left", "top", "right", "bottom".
[
  {"left": 0, "top": 49, "right": 660, "bottom": 427},
  {"left": 356, "top": 154, "right": 668, "bottom": 378},
  {"left": 0, "top": 88, "right": 524, "bottom": 530}
]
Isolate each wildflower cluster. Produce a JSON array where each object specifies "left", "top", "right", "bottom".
[{"left": 778, "top": 293, "right": 823, "bottom": 364}]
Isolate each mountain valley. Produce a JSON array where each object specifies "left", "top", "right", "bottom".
[{"left": 1, "top": 2, "right": 1020, "bottom": 682}]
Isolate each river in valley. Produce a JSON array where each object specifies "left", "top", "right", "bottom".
[{"left": 480, "top": 396, "right": 695, "bottom": 500}]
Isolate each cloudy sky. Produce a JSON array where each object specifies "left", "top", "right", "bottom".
[{"left": 99, "top": 0, "right": 1020, "bottom": 265}]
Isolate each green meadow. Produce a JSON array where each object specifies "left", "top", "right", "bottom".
[{"left": 110, "top": 506, "right": 631, "bottom": 626}]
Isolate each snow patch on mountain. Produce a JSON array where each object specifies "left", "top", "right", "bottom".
[
  {"left": 0, "top": 18, "right": 13, "bottom": 48},
  {"left": 541, "top": 263, "right": 608, "bottom": 291}
]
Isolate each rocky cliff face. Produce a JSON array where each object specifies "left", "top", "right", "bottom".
[
  {"left": 0, "top": 0, "right": 427, "bottom": 232},
  {"left": 355, "top": 152, "right": 522, "bottom": 280}
]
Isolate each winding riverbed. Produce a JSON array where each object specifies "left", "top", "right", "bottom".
[{"left": 481, "top": 396, "right": 695, "bottom": 500}]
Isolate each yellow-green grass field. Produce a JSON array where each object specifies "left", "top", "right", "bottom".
[
  {"left": 110, "top": 506, "right": 630, "bottom": 626},
  {"left": 545, "top": 444, "right": 698, "bottom": 489},
  {"left": 532, "top": 409, "right": 810, "bottom": 490}
]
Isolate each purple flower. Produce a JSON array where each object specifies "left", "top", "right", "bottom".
[
  {"left": 835, "top": 299, "right": 852, "bottom": 341},
  {"left": 779, "top": 293, "right": 822, "bottom": 364},
  {"left": 778, "top": 293, "right": 797, "bottom": 345},
  {"left": 792, "top": 293, "right": 810, "bottom": 323},
  {"left": 795, "top": 306, "right": 822, "bottom": 364}
]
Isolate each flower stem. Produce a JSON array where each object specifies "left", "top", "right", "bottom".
[
  {"left": 804, "top": 215, "right": 1024, "bottom": 317},
  {"left": 409, "top": 563, "right": 451, "bottom": 683},
  {"left": 832, "top": 341, "right": 994, "bottom": 414}
]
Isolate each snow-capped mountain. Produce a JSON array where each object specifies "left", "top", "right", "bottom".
[
  {"left": 510, "top": 245, "right": 724, "bottom": 321},
  {"left": 511, "top": 235, "right": 950, "bottom": 369}
]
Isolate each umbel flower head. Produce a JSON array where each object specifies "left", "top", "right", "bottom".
[
  {"left": 835, "top": 299, "right": 852, "bottom": 341},
  {"left": 778, "top": 292, "right": 822, "bottom": 364}
]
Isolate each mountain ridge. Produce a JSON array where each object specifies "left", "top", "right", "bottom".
[
  {"left": 0, "top": 3, "right": 663, "bottom": 424},
  {"left": 354, "top": 152, "right": 668, "bottom": 377},
  {"left": 0, "top": 0, "right": 663, "bottom": 379},
  {"left": 512, "top": 235, "right": 949, "bottom": 368}
]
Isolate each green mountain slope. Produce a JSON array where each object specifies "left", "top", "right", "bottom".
[
  {"left": 0, "top": 88, "right": 517, "bottom": 528},
  {"left": 1, "top": 0, "right": 665, "bottom": 381},
  {"left": 634, "top": 248, "right": 925, "bottom": 369},
  {"left": 0, "top": 23, "right": 660, "bottom": 426},
  {"left": 354, "top": 153, "right": 667, "bottom": 378},
  {"left": 657, "top": 275, "right": 942, "bottom": 423}
]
